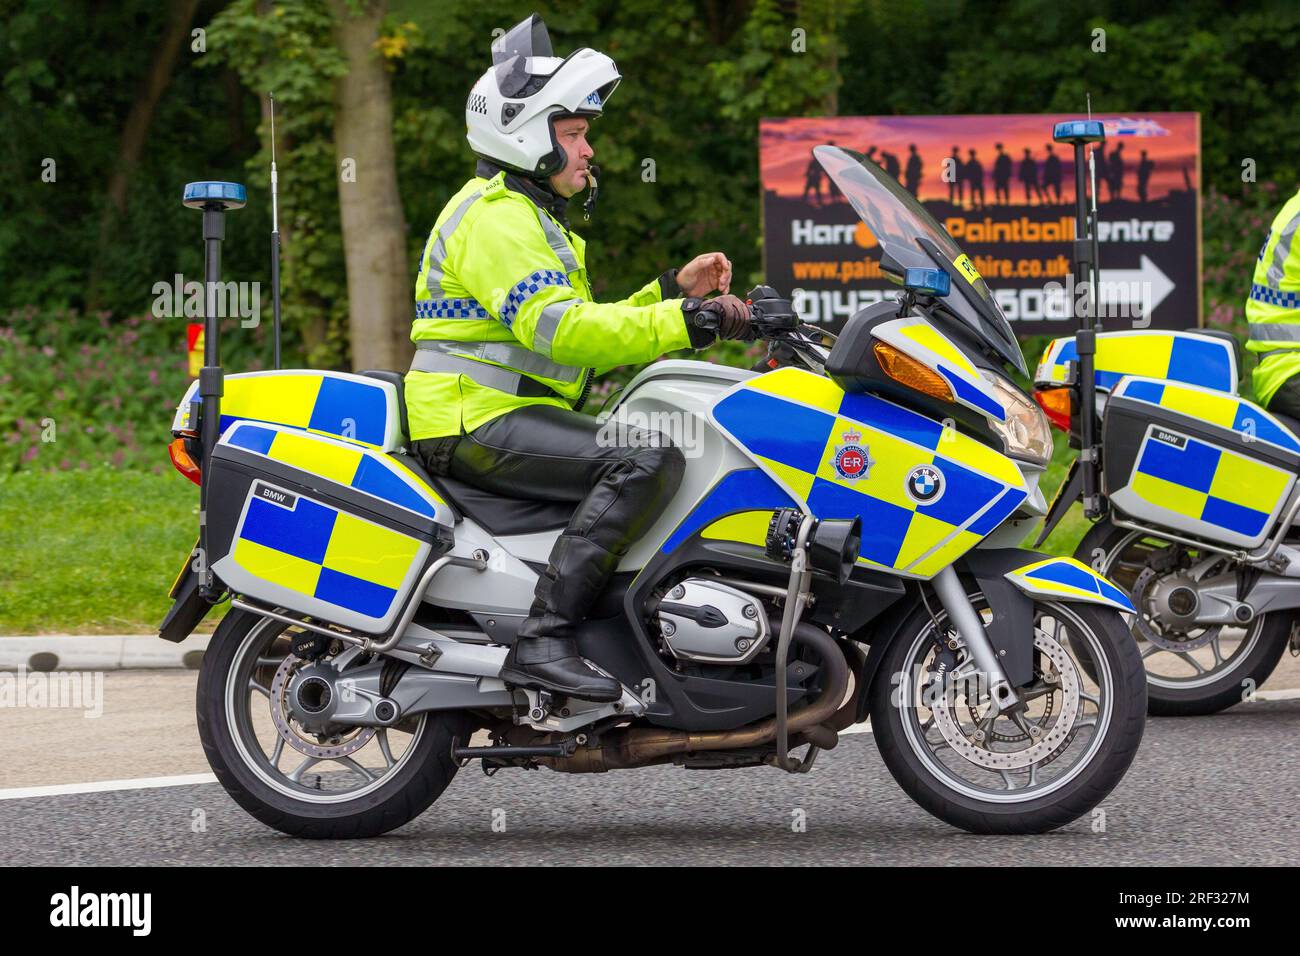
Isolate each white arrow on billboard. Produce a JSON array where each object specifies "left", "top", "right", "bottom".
[{"left": 1097, "top": 255, "right": 1175, "bottom": 320}]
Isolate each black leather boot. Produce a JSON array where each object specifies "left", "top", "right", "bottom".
[
  {"left": 499, "top": 634, "right": 621, "bottom": 702},
  {"left": 500, "top": 533, "right": 623, "bottom": 702}
]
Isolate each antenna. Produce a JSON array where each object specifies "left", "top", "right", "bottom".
[
  {"left": 1085, "top": 95, "right": 1101, "bottom": 328},
  {"left": 269, "top": 91, "right": 282, "bottom": 370}
]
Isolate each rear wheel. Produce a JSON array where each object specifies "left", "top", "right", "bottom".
[
  {"left": 197, "top": 609, "right": 469, "bottom": 838},
  {"left": 870, "top": 594, "right": 1146, "bottom": 834},
  {"left": 1077, "top": 519, "right": 1293, "bottom": 716}
]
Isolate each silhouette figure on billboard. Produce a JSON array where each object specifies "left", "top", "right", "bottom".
[
  {"left": 1095, "top": 143, "right": 1110, "bottom": 201},
  {"left": 993, "top": 143, "right": 1012, "bottom": 205},
  {"left": 904, "top": 143, "right": 923, "bottom": 197},
  {"left": 1107, "top": 142, "right": 1126, "bottom": 200},
  {"left": 1137, "top": 149, "right": 1155, "bottom": 203},
  {"left": 881, "top": 149, "right": 901, "bottom": 183},
  {"left": 947, "top": 145, "right": 965, "bottom": 205},
  {"left": 1019, "top": 148, "right": 1044, "bottom": 205},
  {"left": 965, "top": 149, "right": 985, "bottom": 209},
  {"left": 1042, "top": 143, "right": 1063, "bottom": 203},
  {"left": 802, "top": 155, "right": 825, "bottom": 206}
]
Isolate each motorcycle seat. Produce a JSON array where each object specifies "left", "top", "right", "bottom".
[{"left": 361, "top": 369, "right": 574, "bottom": 536}]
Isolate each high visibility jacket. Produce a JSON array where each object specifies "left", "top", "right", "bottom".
[
  {"left": 1247, "top": 188, "right": 1300, "bottom": 407},
  {"left": 404, "top": 171, "right": 691, "bottom": 440}
]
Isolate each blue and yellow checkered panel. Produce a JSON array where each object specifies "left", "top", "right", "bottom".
[
  {"left": 660, "top": 469, "right": 796, "bottom": 553},
  {"left": 1114, "top": 377, "right": 1300, "bottom": 455},
  {"left": 1007, "top": 558, "right": 1134, "bottom": 612},
  {"left": 1036, "top": 332, "right": 1237, "bottom": 393},
  {"left": 1127, "top": 429, "right": 1292, "bottom": 541},
  {"left": 709, "top": 369, "right": 1027, "bottom": 578},
  {"left": 232, "top": 492, "right": 422, "bottom": 620},
  {"left": 223, "top": 422, "right": 449, "bottom": 525},
  {"left": 175, "top": 371, "right": 398, "bottom": 450}
]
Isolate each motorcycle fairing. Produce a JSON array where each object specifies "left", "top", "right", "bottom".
[
  {"left": 1004, "top": 557, "right": 1135, "bottom": 613},
  {"left": 658, "top": 468, "right": 796, "bottom": 553},
  {"left": 1105, "top": 378, "right": 1298, "bottom": 548},
  {"left": 872, "top": 316, "right": 1006, "bottom": 421},
  {"left": 709, "top": 367, "right": 1028, "bottom": 579},
  {"left": 1034, "top": 330, "right": 1238, "bottom": 394},
  {"left": 172, "top": 370, "right": 402, "bottom": 452},
  {"left": 207, "top": 421, "right": 454, "bottom": 633}
]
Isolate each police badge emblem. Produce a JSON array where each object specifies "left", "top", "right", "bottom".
[{"left": 833, "top": 428, "right": 873, "bottom": 481}]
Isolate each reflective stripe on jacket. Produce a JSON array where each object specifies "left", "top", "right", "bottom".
[
  {"left": 405, "top": 171, "right": 690, "bottom": 440},
  {"left": 1248, "top": 189, "right": 1300, "bottom": 407}
]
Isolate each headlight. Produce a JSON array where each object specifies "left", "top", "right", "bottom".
[{"left": 981, "top": 371, "right": 1053, "bottom": 465}]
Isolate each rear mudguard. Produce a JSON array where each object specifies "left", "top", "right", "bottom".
[{"left": 852, "top": 548, "right": 1132, "bottom": 722}]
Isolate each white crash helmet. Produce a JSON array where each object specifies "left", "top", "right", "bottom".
[{"left": 466, "top": 14, "right": 621, "bottom": 178}]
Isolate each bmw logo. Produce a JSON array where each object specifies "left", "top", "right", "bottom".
[{"left": 906, "top": 465, "right": 944, "bottom": 504}]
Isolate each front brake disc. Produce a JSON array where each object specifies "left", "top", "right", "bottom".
[{"left": 930, "top": 630, "right": 1080, "bottom": 771}]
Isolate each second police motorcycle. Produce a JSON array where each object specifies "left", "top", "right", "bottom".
[{"left": 1032, "top": 120, "right": 1300, "bottom": 716}]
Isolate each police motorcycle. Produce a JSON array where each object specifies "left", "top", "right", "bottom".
[
  {"left": 158, "top": 145, "right": 1145, "bottom": 838},
  {"left": 1032, "top": 120, "right": 1300, "bottom": 716}
]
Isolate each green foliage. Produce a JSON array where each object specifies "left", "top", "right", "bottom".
[
  {"left": 0, "top": 468, "right": 218, "bottom": 634},
  {"left": 202, "top": 0, "right": 352, "bottom": 367},
  {"left": 0, "top": 304, "right": 271, "bottom": 474}
]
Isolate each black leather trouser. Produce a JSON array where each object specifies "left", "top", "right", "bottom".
[
  {"left": 413, "top": 404, "right": 685, "bottom": 641},
  {"left": 1266, "top": 371, "right": 1300, "bottom": 422}
]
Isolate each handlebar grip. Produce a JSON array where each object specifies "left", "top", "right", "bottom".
[{"left": 692, "top": 306, "right": 720, "bottom": 330}]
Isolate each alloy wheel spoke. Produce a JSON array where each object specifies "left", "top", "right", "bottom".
[
  {"left": 287, "top": 756, "right": 321, "bottom": 783},
  {"left": 377, "top": 729, "right": 396, "bottom": 770},
  {"left": 269, "top": 736, "right": 285, "bottom": 769},
  {"left": 1174, "top": 651, "right": 1206, "bottom": 675},
  {"left": 338, "top": 756, "right": 377, "bottom": 783},
  {"left": 248, "top": 678, "right": 271, "bottom": 699},
  {"left": 1210, "top": 633, "right": 1225, "bottom": 668},
  {"left": 998, "top": 770, "right": 1020, "bottom": 790},
  {"left": 1140, "top": 642, "right": 1163, "bottom": 660}
]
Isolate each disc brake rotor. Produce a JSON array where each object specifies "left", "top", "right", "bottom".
[
  {"left": 930, "top": 630, "right": 1081, "bottom": 771},
  {"left": 269, "top": 655, "right": 375, "bottom": 760},
  {"left": 1131, "top": 567, "right": 1220, "bottom": 652}
]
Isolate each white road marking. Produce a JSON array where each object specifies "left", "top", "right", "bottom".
[
  {"left": 0, "top": 773, "right": 217, "bottom": 802},
  {"left": 840, "top": 721, "right": 873, "bottom": 735},
  {"left": 1254, "top": 687, "right": 1300, "bottom": 702}
]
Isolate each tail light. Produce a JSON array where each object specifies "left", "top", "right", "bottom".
[
  {"left": 1034, "top": 388, "right": 1071, "bottom": 432},
  {"left": 169, "top": 436, "right": 202, "bottom": 485}
]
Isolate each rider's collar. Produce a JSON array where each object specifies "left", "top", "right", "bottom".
[{"left": 476, "top": 159, "right": 570, "bottom": 228}]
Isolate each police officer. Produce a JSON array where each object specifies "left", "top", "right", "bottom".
[
  {"left": 405, "top": 16, "right": 752, "bottom": 702},
  {"left": 1247, "top": 187, "right": 1300, "bottom": 421}
]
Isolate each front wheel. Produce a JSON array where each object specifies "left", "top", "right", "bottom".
[
  {"left": 1077, "top": 519, "right": 1293, "bottom": 716},
  {"left": 869, "top": 595, "right": 1146, "bottom": 834},
  {"left": 197, "top": 609, "right": 469, "bottom": 838}
]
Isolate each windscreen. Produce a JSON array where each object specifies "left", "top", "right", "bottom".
[{"left": 814, "top": 145, "right": 1026, "bottom": 373}]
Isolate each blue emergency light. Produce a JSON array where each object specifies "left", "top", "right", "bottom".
[{"left": 903, "top": 267, "right": 951, "bottom": 297}]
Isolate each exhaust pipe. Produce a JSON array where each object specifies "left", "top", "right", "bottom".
[{"left": 544, "top": 622, "right": 849, "bottom": 773}]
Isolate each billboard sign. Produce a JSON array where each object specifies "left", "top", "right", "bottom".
[{"left": 760, "top": 113, "right": 1201, "bottom": 335}]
